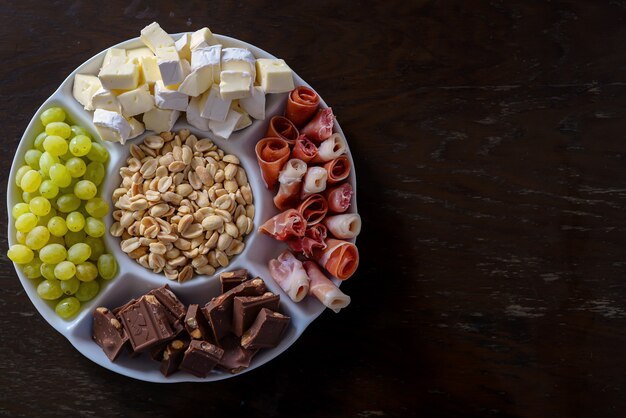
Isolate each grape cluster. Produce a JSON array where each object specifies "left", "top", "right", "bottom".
[{"left": 7, "top": 107, "right": 118, "bottom": 319}]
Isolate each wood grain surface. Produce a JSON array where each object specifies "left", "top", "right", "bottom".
[{"left": 3, "top": 1, "right": 626, "bottom": 417}]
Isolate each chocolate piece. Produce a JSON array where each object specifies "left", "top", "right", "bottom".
[
  {"left": 148, "top": 285, "right": 186, "bottom": 321},
  {"left": 232, "top": 292, "right": 280, "bottom": 337},
  {"left": 201, "top": 278, "right": 267, "bottom": 341},
  {"left": 112, "top": 298, "right": 137, "bottom": 317},
  {"left": 119, "top": 295, "right": 175, "bottom": 352},
  {"left": 219, "top": 269, "right": 249, "bottom": 293},
  {"left": 217, "top": 335, "right": 259, "bottom": 374},
  {"left": 160, "top": 339, "right": 190, "bottom": 377},
  {"left": 92, "top": 307, "right": 128, "bottom": 361},
  {"left": 150, "top": 343, "right": 167, "bottom": 362},
  {"left": 241, "top": 308, "right": 290, "bottom": 349},
  {"left": 185, "top": 304, "right": 213, "bottom": 341},
  {"left": 179, "top": 340, "right": 224, "bottom": 378}
]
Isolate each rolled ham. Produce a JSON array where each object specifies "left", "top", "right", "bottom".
[
  {"left": 268, "top": 250, "right": 310, "bottom": 302},
  {"left": 312, "top": 133, "right": 346, "bottom": 163},
  {"left": 266, "top": 116, "right": 299, "bottom": 145},
  {"left": 301, "top": 108, "right": 334, "bottom": 144},
  {"left": 258, "top": 208, "right": 306, "bottom": 241},
  {"left": 324, "top": 156, "right": 351, "bottom": 185},
  {"left": 324, "top": 213, "right": 361, "bottom": 239},
  {"left": 273, "top": 159, "right": 307, "bottom": 210},
  {"left": 301, "top": 166, "right": 328, "bottom": 199},
  {"left": 255, "top": 137, "right": 291, "bottom": 189},
  {"left": 292, "top": 135, "right": 318, "bottom": 163},
  {"left": 285, "top": 86, "right": 320, "bottom": 128},
  {"left": 313, "top": 238, "right": 359, "bottom": 280},
  {"left": 287, "top": 224, "right": 327, "bottom": 258},
  {"left": 297, "top": 194, "right": 328, "bottom": 226},
  {"left": 325, "top": 183, "right": 353, "bottom": 214},
  {"left": 303, "top": 261, "right": 351, "bottom": 313}
]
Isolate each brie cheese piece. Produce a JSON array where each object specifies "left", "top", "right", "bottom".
[
  {"left": 117, "top": 84, "right": 155, "bottom": 117},
  {"left": 255, "top": 58, "right": 294, "bottom": 93},
  {"left": 155, "top": 80, "right": 189, "bottom": 111},
  {"left": 221, "top": 48, "right": 256, "bottom": 79},
  {"left": 190, "top": 27, "right": 218, "bottom": 50},
  {"left": 186, "top": 95, "right": 210, "bottom": 131},
  {"left": 127, "top": 47, "right": 154, "bottom": 64},
  {"left": 233, "top": 109, "right": 252, "bottom": 131},
  {"left": 98, "top": 60, "right": 140, "bottom": 90},
  {"left": 175, "top": 33, "right": 191, "bottom": 61},
  {"left": 143, "top": 107, "right": 180, "bottom": 133},
  {"left": 140, "top": 56, "right": 162, "bottom": 86},
  {"left": 91, "top": 88, "right": 122, "bottom": 113},
  {"left": 200, "top": 84, "right": 232, "bottom": 122},
  {"left": 209, "top": 108, "right": 242, "bottom": 139},
  {"left": 191, "top": 45, "right": 221, "bottom": 83},
  {"left": 156, "top": 46, "right": 184, "bottom": 86},
  {"left": 219, "top": 71, "right": 252, "bottom": 100},
  {"left": 73, "top": 74, "right": 102, "bottom": 111},
  {"left": 128, "top": 117, "right": 145, "bottom": 139},
  {"left": 140, "top": 22, "right": 175, "bottom": 53},
  {"left": 93, "top": 109, "right": 132, "bottom": 143},
  {"left": 103, "top": 48, "right": 126, "bottom": 67},
  {"left": 239, "top": 85, "right": 265, "bottom": 120},
  {"left": 177, "top": 66, "right": 212, "bottom": 97}
]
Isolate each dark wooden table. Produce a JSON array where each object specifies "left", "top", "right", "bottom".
[{"left": 4, "top": 1, "right": 626, "bottom": 417}]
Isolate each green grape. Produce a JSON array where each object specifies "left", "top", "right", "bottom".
[
  {"left": 84, "top": 161, "right": 105, "bottom": 186},
  {"left": 20, "top": 170, "right": 42, "bottom": 193},
  {"left": 56, "top": 194, "right": 81, "bottom": 213},
  {"left": 34, "top": 132, "right": 47, "bottom": 151},
  {"left": 86, "top": 142, "right": 108, "bottom": 163},
  {"left": 67, "top": 243, "right": 91, "bottom": 264},
  {"left": 71, "top": 125, "right": 90, "bottom": 137},
  {"left": 69, "top": 135, "right": 92, "bottom": 156},
  {"left": 15, "top": 230, "right": 27, "bottom": 244},
  {"left": 25, "top": 149, "right": 43, "bottom": 170},
  {"left": 15, "top": 213, "right": 38, "bottom": 233},
  {"left": 65, "top": 157, "right": 86, "bottom": 178},
  {"left": 74, "top": 180, "right": 97, "bottom": 200},
  {"left": 22, "top": 259, "right": 43, "bottom": 279},
  {"left": 64, "top": 230, "right": 86, "bottom": 248},
  {"left": 45, "top": 122, "right": 71, "bottom": 139},
  {"left": 40, "top": 107, "right": 66, "bottom": 126},
  {"left": 47, "top": 216, "right": 68, "bottom": 237},
  {"left": 39, "top": 180, "right": 59, "bottom": 199},
  {"left": 7, "top": 244, "right": 34, "bottom": 264},
  {"left": 84, "top": 237, "right": 105, "bottom": 261},
  {"left": 22, "top": 191, "right": 39, "bottom": 204},
  {"left": 37, "top": 279, "right": 63, "bottom": 300},
  {"left": 66, "top": 211, "right": 85, "bottom": 232},
  {"left": 43, "top": 135, "right": 69, "bottom": 156},
  {"left": 85, "top": 197, "right": 109, "bottom": 218},
  {"left": 97, "top": 254, "right": 117, "bottom": 280},
  {"left": 84, "top": 217, "right": 105, "bottom": 237},
  {"left": 60, "top": 277, "right": 80, "bottom": 295},
  {"left": 15, "top": 165, "right": 31, "bottom": 187},
  {"left": 54, "top": 261, "right": 76, "bottom": 280},
  {"left": 29, "top": 196, "right": 51, "bottom": 216},
  {"left": 12, "top": 202, "right": 30, "bottom": 219},
  {"left": 40, "top": 263, "right": 57, "bottom": 280},
  {"left": 39, "top": 151, "right": 59, "bottom": 176},
  {"left": 25, "top": 225, "right": 50, "bottom": 250},
  {"left": 76, "top": 262, "right": 98, "bottom": 282},
  {"left": 49, "top": 163, "right": 71, "bottom": 187},
  {"left": 55, "top": 297, "right": 80, "bottom": 319},
  {"left": 39, "top": 243, "right": 67, "bottom": 264},
  {"left": 75, "top": 280, "right": 99, "bottom": 302}
]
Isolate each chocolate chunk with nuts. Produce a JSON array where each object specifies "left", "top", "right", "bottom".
[
  {"left": 184, "top": 304, "right": 213, "bottom": 341},
  {"left": 217, "top": 334, "right": 259, "bottom": 374},
  {"left": 241, "top": 308, "right": 290, "bottom": 350},
  {"left": 232, "top": 292, "right": 280, "bottom": 337},
  {"left": 179, "top": 340, "right": 224, "bottom": 378},
  {"left": 119, "top": 295, "right": 176, "bottom": 352},
  {"left": 149, "top": 285, "right": 186, "bottom": 321},
  {"left": 160, "top": 339, "right": 190, "bottom": 377},
  {"left": 219, "top": 269, "right": 249, "bottom": 293},
  {"left": 92, "top": 307, "right": 128, "bottom": 361}
]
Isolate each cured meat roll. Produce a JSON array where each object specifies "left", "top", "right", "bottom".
[
  {"left": 312, "top": 133, "right": 346, "bottom": 163},
  {"left": 285, "top": 86, "right": 320, "bottom": 128},
  {"left": 255, "top": 137, "right": 291, "bottom": 189},
  {"left": 265, "top": 116, "right": 299, "bottom": 145},
  {"left": 273, "top": 159, "right": 307, "bottom": 210},
  {"left": 287, "top": 224, "right": 328, "bottom": 258},
  {"left": 324, "top": 156, "right": 351, "bottom": 185},
  {"left": 303, "top": 261, "right": 351, "bottom": 312},
  {"left": 301, "top": 166, "right": 328, "bottom": 199},
  {"left": 297, "top": 194, "right": 328, "bottom": 226},
  {"left": 291, "top": 135, "right": 318, "bottom": 163},
  {"left": 313, "top": 238, "right": 359, "bottom": 280},
  {"left": 324, "top": 214, "right": 361, "bottom": 239},
  {"left": 325, "top": 183, "right": 353, "bottom": 213},
  {"left": 268, "top": 250, "right": 311, "bottom": 302},
  {"left": 301, "top": 108, "right": 334, "bottom": 144},
  {"left": 258, "top": 208, "right": 306, "bottom": 241}
]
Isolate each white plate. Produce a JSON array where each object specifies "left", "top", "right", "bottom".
[{"left": 6, "top": 33, "right": 357, "bottom": 382}]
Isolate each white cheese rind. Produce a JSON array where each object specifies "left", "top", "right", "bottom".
[
  {"left": 156, "top": 46, "right": 184, "bottom": 86},
  {"left": 117, "top": 84, "right": 155, "bottom": 117},
  {"left": 175, "top": 33, "right": 191, "bottom": 61},
  {"left": 140, "top": 22, "right": 175, "bottom": 53},
  {"left": 219, "top": 71, "right": 252, "bottom": 100},
  {"left": 186, "top": 95, "right": 210, "bottom": 131},
  {"left": 209, "top": 108, "right": 242, "bottom": 139},
  {"left": 200, "top": 84, "right": 232, "bottom": 122},
  {"left": 190, "top": 27, "right": 218, "bottom": 50},
  {"left": 192, "top": 45, "right": 221, "bottom": 83},
  {"left": 73, "top": 74, "right": 102, "bottom": 111},
  {"left": 143, "top": 108, "right": 180, "bottom": 133},
  {"left": 155, "top": 80, "right": 189, "bottom": 111},
  {"left": 91, "top": 88, "right": 122, "bottom": 113},
  {"left": 239, "top": 85, "right": 265, "bottom": 120},
  {"left": 255, "top": 58, "right": 295, "bottom": 93},
  {"left": 221, "top": 48, "right": 256, "bottom": 78},
  {"left": 177, "top": 66, "right": 213, "bottom": 97},
  {"left": 93, "top": 109, "right": 132, "bottom": 143}
]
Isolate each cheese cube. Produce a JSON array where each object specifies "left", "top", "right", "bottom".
[
  {"left": 192, "top": 44, "right": 221, "bottom": 83},
  {"left": 209, "top": 108, "right": 242, "bottom": 139},
  {"left": 221, "top": 48, "right": 256, "bottom": 77},
  {"left": 140, "top": 56, "right": 161, "bottom": 86},
  {"left": 156, "top": 46, "right": 184, "bottom": 86},
  {"left": 103, "top": 48, "right": 126, "bottom": 67},
  {"left": 178, "top": 66, "right": 212, "bottom": 97},
  {"left": 239, "top": 85, "right": 265, "bottom": 120},
  {"left": 175, "top": 33, "right": 191, "bottom": 61},
  {"left": 140, "top": 22, "right": 175, "bottom": 53},
  {"left": 219, "top": 71, "right": 252, "bottom": 100},
  {"left": 190, "top": 27, "right": 218, "bottom": 50},
  {"left": 91, "top": 88, "right": 121, "bottom": 113},
  {"left": 155, "top": 80, "right": 189, "bottom": 111},
  {"left": 127, "top": 47, "right": 154, "bottom": 64},
  {"left": 200, "top": 84, "right": 232, "bottom": 122},
  {"left": 117, "top": 84, "right": 155, "bottom": 117},
  {"left": 128, "top": 117, "right": 145, "bottom": 139},
  {"left": 98, "top": 60, "right": 140, "bottom": 90},
  {"left": 73, "top": 74, "right": 102, "bottom": 111},
  {"left": 93, "top": 109, "right": 131, "bottom": 143},
  {"left": 233, "top": 109, "right": 252, "bottom": 131},
  {"left": 143, "top": 108, "right": 180, "bottom": 133},
  {"left": 186, "top": 95, "right": 210, "bottom": 131},
  {"left": 255, "top": 58, "right": 294, "bottom": 93}
]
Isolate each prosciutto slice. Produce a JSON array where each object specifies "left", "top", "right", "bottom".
[
  {"left": 265, "top": 116, "right": 299, "bottom": 145},
  {"left": 313, "top": 238, "right": 359, "bottom": 280},
  {"left": 300, "top": 108, "right": 334, "bottom": 144},
  {"left": 291, "top": 135, "right": 318, "bottom": 163},
  {"left": 255, "top": 137, "right": 291, "bottom": 189},
  {"left": 303, "top": 261, "right": 351, "bottom": 312},
  {"left": 312, "top": 133, "right": 346, "bottom": 163},
  {"left": 325, "top": 183, "right": 353, "bottom": 213},
  {"left": 287, "top": 224, "right": 328, "bottom": 257},
  {"left": 258, "top": 208, "right": 306, "bottom": 241},
  {"left": 273, "top": 159, "right": 307, "bottom": 210},
  {"left": 301, "top": 166, "right": 328, "bottom": 199},
  {"left": 297, "top": 194, "right": 328, "bottom": 226},
  {"left": 324, "top": 213, "right": 361, "bottom": 239},
  {"left": 285, "top": 86, "right": 320, "bottom": 128},
  {"left": 268, "top": 250, "right": 310, "bottom": 302},
  {"left": 324, "top": 156, "right": 351, "bottom": 185}
]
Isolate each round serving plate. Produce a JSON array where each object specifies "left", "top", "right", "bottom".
[{"left": 7, "top": 33, "right": 358, "bottom": 382}]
